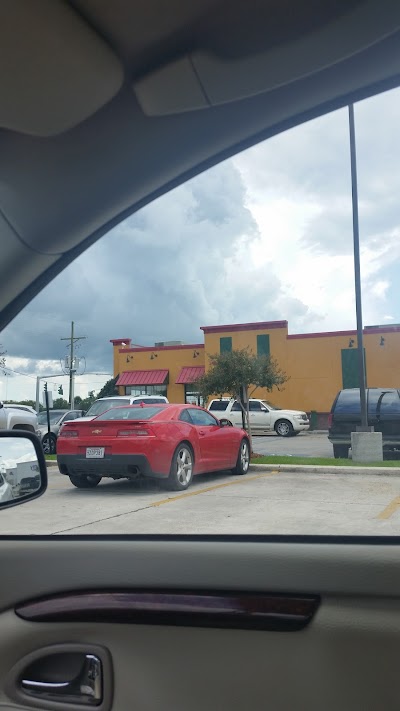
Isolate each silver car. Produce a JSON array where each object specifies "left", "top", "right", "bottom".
[{"left": 37, "top": 409, "right": 85, "bottom": 454}]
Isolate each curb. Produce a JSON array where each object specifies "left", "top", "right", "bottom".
[{"left": 249, "top": 463, "right": 400, "bottom": 476}]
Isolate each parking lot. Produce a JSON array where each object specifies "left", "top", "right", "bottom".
[
  {"left": 253, "top": 431, "right": 332, "bottom": 458},
  {"left": 1, "top": 453, "right": 400, "bottom": 536}
]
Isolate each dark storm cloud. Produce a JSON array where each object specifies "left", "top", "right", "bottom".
[{"left": 3, "top": 160, "right": 312, "bottom": 373}]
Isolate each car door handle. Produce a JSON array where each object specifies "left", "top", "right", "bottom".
[
  {"left": 199, "top": 430, "right": 206, "bottom": 436},
  {"left": 21, "top": 653, "right": 102, "bottom": 706}
]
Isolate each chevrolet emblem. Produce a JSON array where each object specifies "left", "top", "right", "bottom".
[{"left": 92, "top": 429, "right": 102, "bottom": 434}]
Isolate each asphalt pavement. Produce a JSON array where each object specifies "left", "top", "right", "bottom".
[
  {"left": 1, "top": 458, "right": 400, "bottom": 536},
  {"left": 252, "top": 431, "right": 332, "bottom": 458}
]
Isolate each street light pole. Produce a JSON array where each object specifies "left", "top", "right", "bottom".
[{"left": 348, "top": 103, "right": 368, "bottom": 429}]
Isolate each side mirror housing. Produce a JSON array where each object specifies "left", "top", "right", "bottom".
[{"left": 0, "top": 431, "right": 47, "bottom": 510}]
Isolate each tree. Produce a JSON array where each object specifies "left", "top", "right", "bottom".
[
  {"left": 52, "top": 397, "right": 70, "bottom": 409},
  {"left": 96, "top": 376, "right": 119, "bottom": 399},
  {"left": 78, "top": 391, "right": 96, "bottom": 412},
  {"left": 196, "top": 349, "right": 288, "bottom": 452}
]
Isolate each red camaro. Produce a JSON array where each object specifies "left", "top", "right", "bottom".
[{"left": 57, "top": 404, "right": 250, "bottom": 491}]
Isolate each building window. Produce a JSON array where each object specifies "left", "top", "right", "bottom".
[
  {"left": 125, "top": 385, "right": 168, "bottom": 397},
  {"left": 257, "top": 334, "right": 270, "bottom": 357},
  {"left": 220, "top": 337, "right": 232, "bottom": 353},
  {"left": 184, "top": 386, "right": 204, "bottom": 406}
]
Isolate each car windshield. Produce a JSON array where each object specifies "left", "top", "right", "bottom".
[
  {"left": 37, "top": 411, "right": 65, "bottom": 425},
  {"left": 96, "top": 407, "right": 164, "bottom": 421},
  {"left": 3, "top": 86, "right": 400, "bottom": 537},
  {"left": 85, "top": 399, "right": 129, "bottom": 417}
]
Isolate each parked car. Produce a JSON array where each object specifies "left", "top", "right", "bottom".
[
  {"left": 37, "top": 409, "right": 85, "bottom": 454},
  {"left": 0, "top": 402, "right": 38, "bottom": 435},
  {"left": 3, "top": 404, "right": 37, "bottom": 415},
  {"left": 57, "top": 403, "right": 250, "bottom": 490},
  {"left": 77, "top": 395, "right": 170, "bottom": 422},
  {"left": 329, "top": 388, "right": 400, "bottom": 458},
  {"left": 208, "top": 398, "right": 310, "bottom": 436}
]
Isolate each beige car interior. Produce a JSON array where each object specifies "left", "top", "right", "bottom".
[{"left": 1, "top": 1, "right": 400, "bottom": 709}]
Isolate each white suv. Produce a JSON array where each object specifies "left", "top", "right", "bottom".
[
  {"left": 208, "top": 398, "right": 309, "bottom": 436},
  {"left": 73, "top": 395, "right": 169, "bottom": 423}
]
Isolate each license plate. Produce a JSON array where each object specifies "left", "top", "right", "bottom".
[{"left": 86, "top": 447, "right": 105, "bottom": 459}]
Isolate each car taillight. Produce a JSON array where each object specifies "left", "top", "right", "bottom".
[
  {"left": 328, "top": 414, "right": 333, "bottom": 428},
  {"left": 59, "top": 430, "right": 78, "bottom": 437},
  {"left": 117, "top": 428, "right": 151, "bottom": 437}
]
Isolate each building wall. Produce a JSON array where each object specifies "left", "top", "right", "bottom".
[
  {"left": 111, "top": 341, "right": 205, "bottom": 403},
  {"left": 201, "top": 321, "right": 291, "bottom": 407},
  {"left": 285, "top": 329, "right": 400, "bottom": 412},
  {"left": 201, "top": 322, "right": 400, "bottom": 413},
  {"left": 111, "top": 324, "right": 400, "bottom": 413}
]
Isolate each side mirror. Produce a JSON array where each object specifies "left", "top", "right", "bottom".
[
  {"left": 219, "top": 418, "right": 233, "bottom": 427},
  {"left": 0, "top": 431, "right": 47, "bottom": 510}
]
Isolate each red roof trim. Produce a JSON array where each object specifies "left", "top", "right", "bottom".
[
  {"left": 110, "top": 338, "right": 132, "bottom": 346},
  {"left": 116, "top": 370, "right": 169, "bottom": 386},
  {"left": 201, "top": 321, "right": 288, "bottom": 334},
  {"left": 288, "top": 326, "right": 400, "bottom": 340},
  {"left": 176, "top": 366, "right": 205, "bottom": 384},
  {"left": 121, "top": 343, "right": 204, "bottom": 353}
]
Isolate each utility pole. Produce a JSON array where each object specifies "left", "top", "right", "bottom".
[
  {"left": 61, "top": 321, "right": 86, "bottom": 409},
  {"left": 348, "top": 104, "right": 368, "bottom": 428}
]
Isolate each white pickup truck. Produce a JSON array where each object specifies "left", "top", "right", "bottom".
[
  {"left": 208, "top": 398, "right": 309, "bottom": 436},
  {"left": 0, "top": 402, "right": 39, "bottom": 434}
]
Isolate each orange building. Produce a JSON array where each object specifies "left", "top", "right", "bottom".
[
  {"left": 111, "top": 339, "right": 205, "bottom": 405},
  {"left": 111, "top": 320, "right": 400, "bottom": 416}
]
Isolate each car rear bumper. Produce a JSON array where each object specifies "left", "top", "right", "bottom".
[{"left": 57, "top": 454, "right": 166, "bottom": 480}]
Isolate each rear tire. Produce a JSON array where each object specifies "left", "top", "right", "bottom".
[
  {"left": 333, "top": 444, "right": 349, "bottom": 459},
  {"left": 69, "top": 474, "right": 101, "bottom": 488},
  {"left": 233, "top": 439, "right": 250, "bottom": 475},
  {"left": 42, "top": 433, "right": 57, "bottom": 455},
  {"left": 274, "top": 420, "right": 294, "bottom": 437},
  {"left": 167, "top": 443, "right": 194, "bottom": 491}
]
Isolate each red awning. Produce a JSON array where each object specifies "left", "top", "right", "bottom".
[
  {"left": 176, "top": 366, "right": 205, "bottom": 384},
  {"left": 116, "top": 370, "right": 169, "bottom": 386}
]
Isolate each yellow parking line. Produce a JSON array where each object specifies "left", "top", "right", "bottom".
[
  {"left": 151, "top": 470, "right": 280, "bottom": 508},
  {"left": 377, "top": 496, "right": 400, "bottom": 520}
]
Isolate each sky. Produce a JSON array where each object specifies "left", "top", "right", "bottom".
[
  {"left": 0, "top": 437, "right": 38, "bottom": 471},
  {"left": 1, "top": 85, "right": 400, "bottom": 402}
]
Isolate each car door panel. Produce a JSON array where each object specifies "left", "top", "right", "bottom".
[
  {"left": 248, "top": 402, "right": 271, "bottom": 432},
  {"left": 187, "top": 409, "right": 223, "bottom": 470},
  {"left": 1, "top": 540, "right": 400, "bottom": 710}
]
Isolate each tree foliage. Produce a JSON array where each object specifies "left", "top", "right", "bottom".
[
  {"left": 195, "top": 349, "right": 288, "bottom": 451},
  {"left": 96, "top": 376, "right": 119, "bottom": 399},
  {"left": 52, "top": 398, "right": 70, "bottom": 409},
  {"left": 196, "top": 349, "right": 288, "bottom": 402}
]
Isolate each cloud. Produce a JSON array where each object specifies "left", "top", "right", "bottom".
[
  {"left": 3, "top": 160, "right": 313, "bottom": 379},
  {"left": 2, "top": 84, "right": 400, "bottom": 402}
]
